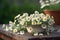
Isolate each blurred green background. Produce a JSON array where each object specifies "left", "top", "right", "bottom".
[
  {"left": 0, "top": 0, "right": 60, "bottom": 24},
  {"left": 0, "top": 0, "right": 42, "bottom": 24}
]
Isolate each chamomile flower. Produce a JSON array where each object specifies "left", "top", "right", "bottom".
[
  {"left": 9, "top": 27, "right": 12, "bottom": 30},
  {"left": 46, "top": 14, "right": 50, "bottom": 19},
  {"left": 20, "top": 31, "right": 24, "bottom": 35},
  {"left": 20, "top": 21, "right": 25, "bottom": 25},
  {"left": 32, "top": 21, "right": 36, "bottom": 25},
  {"left": 35, "top": 11, "right": 39, "bottom": 14},
  {"left": 41, "top": 24, "right": 47, "bottom": 29},
  {"left": 17, "top": 24, "right": 20, "bottom": 26},
  {"left": 36, "top": 17, "right": 40, "bottom": 21},
  {"left": 21, "top": 18, "right": 26, "bottom": 22},
  {"left": 9, "top": 21, "right": 14, "bottom": 27},
  {"left": 51, "top": 16, "right": 54, "bottom": 19},
  {"left": 23, "top": 13, "right": 28, "bottom": 17},
  {"left": 26, "top": 16, "right": 31, "bottom": 21},
  {"left": 33, "top": 32, "right": 38, "bottom": 36},
  {"left": 26, "top": 27, "right": 33, "bottom": 33},
  {"left": 48, "top": 18, "right": 55, "bottom": 25},
  {"left": 13, "top": 29, "right": 17, "bottom": 33},
  {"left": 30, "top": 14, "right": 34, "bottom": 18},
  {"left": 5, "top": 26, "right": 9, "bottom": 31},
  {"left": 41, "top": 4, "right": 46, "bottom": 8},
  {"left": 2, "top": 24, "right": 5, "bottom": 28},
  {"left": 19, "top": 16, "right": 23, "bottom": 19},
  {"left": 15, "top": 14, "right": 20, "bottom": 19},
  {"left": 32, "top": 18, "right": 36, "bottom": 21},
  {"left": 40, "top": 13, "right": 45, "bottom": 18},
  {"left": 9, "top": 21, "right": 13, "bottom": 24},
  {"left": 43, "top": 17, "right": 47, "bottom": 21}
]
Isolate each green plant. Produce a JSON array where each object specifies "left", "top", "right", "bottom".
[
  {"left": 43, "top": 3, "right": 60, "bottom": 10},
  {"left": 40, "top": 0, "right": 60, "bottom": 10}
]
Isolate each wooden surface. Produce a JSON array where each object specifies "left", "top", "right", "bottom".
[{"left": 0, "top": 25, "right": 60, "bottom": 40}]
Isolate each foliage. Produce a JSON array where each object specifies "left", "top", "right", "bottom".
[
  {"left": 0, "top": 0, "right": 41, "bottom": 24},
  {"left": 43, "top": 3, "right": 60, "bottom": 10}
]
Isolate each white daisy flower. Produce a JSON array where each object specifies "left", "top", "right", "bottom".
[
  {"left": 48, "top": 18, "right": 55, "bottom": 25},
  {"left": 23, "top": 13, "right": 28, "bottom": 17},
  {"left": 39, "top": 33, "right": 43, "bottom": 36},
  {"left": 32, "top": 18, "right": 36, "bottom": 21},
  {"left": 26, "top": 16, "right": 31, "bottom": 21},
  {"left": 2, "top": 24, "right": 6, "bottom": 28},
  {"left": 36, "top": 17, "right": 40, "bottom": 21},
  {"left": 46, "top": 14, "right": 50, "bottom": 19},
  {"left": 9, "top": 21, "right": 14, "bottom": 27},
  {"left": 40, "top": 13, "right": 45, "bottom": 18},
  {"left": 17, "top": 24, "right": 20, "bottom": 26},
  {"left": 32, "top": 21, "right": 36, "bottom": 25},
  {"left": 9, "top": 21, "right": 13, "bottom": 24},
  {"left": 26, "top": 27, "right": 33, "bottom": 33},
  {"left": 15, "top": 14, "right": 20, "bottom": 19},
  {"left": 35, "top": 11, "right": 39, "bottom": 14},
  {"left": 13, "top": 29, "right": 17, "bottom": 33},
  {"left": 41, "top": 24, "right": 47, "bottom": 29},
  {"left": 33, "top": 32, "right": 38, "bottom": 36},
  {"left": 30, "top": 14, "right": 34, "bottom": 18},
  {"left": 43, "top": 17, "right": 47, "bottom": 21},
  {"left": 21, "top": 18, "right": 26, "bottom": 22},
  {"left": 20, "top": 21, "right": 25, "bottom": 25},
  {"left": 9, "top": 27, "right": 12, "bottom": 30},
  {"left": 20, "top": 31, "right": 24, "bottom": 35},
  {"left": 5, "top": 26, "right": 9, "bottom": 31}
]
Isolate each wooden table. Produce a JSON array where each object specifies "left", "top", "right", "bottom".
[{"left": 0, "top": 25, "right": 60, "bottom": 40}]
